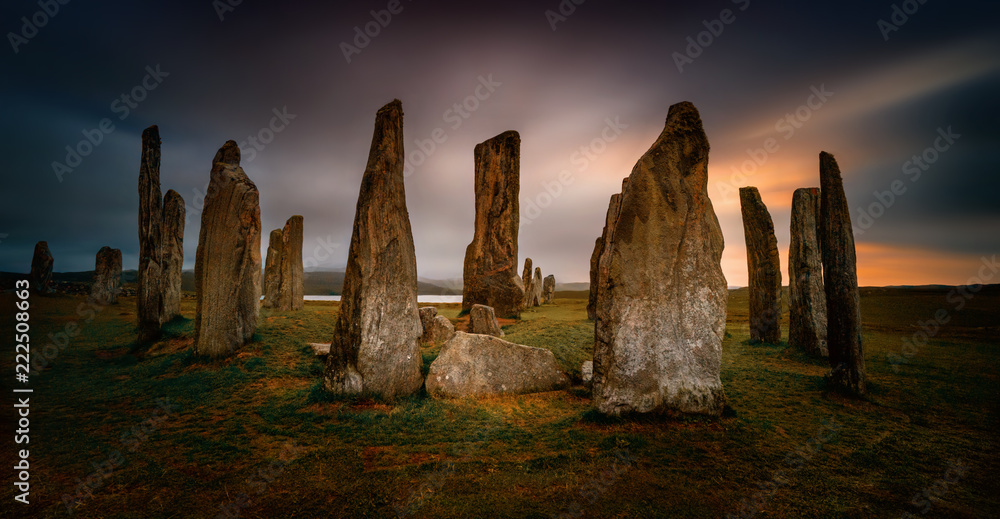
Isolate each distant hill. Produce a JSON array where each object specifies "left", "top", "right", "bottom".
[{"left": 0, "top": 269, "right": 460, "bottom": 296}]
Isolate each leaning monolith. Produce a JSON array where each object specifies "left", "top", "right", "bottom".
[
  {"left": 819, "top": 152, "right": 865, "bottom": 395},
  {"left": 789, "top": 187, "right": 827, "bottom": 356},
  {"left": 194, "top": 141, "right": 261, "bottom": 359},
  {"left": 543, "top": 275, "right": 556, "bottom": 304},
  {"left": 461, "top": 131, "right": 525, "bottom": 317},
  {"left": 90, "top": 246, "right": 122, "bottom": 305},
  {"left": 29, "top": 241, "right": 54, "bottom": 294},
  {"left": 323, "top": 99, "right": 423, "bottom": 399},
  {"left": 262, "top": 228, "right": 283, "bottom": 309},
  {"left": 160, "top": 189, "right": 185, "bottom": 323},
  {"left": 740, "top": 186, "right": 782, "bottom": 344},
  {"left": 278, "top": 215, "right": 304, "bottom": 311},
  {"left": 593, "top": 101, "right": 727, "bottom": 416},
  {"left": 137, "top": 125, "right": 163, "bottom": 342}
]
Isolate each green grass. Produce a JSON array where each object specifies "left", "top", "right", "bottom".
[{"left": 0, "top": 288, "right": 997, "bottom": 518}]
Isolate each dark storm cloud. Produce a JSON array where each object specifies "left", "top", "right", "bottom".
[{"left": 1, "top": 0, "right": 998, "bottom": 285}]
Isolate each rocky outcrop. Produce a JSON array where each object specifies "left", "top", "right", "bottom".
[
  {"left": 819, "top": 152, "right": 865, "bottom": 395},
  {"left": 461, "top": 131, "right": 525, "bottom": 318},
  {"left": 593, "top": 102, "right": 727, "bottom": 416},
  {"left": 160, "top": 189, "right": 185, "bottom": 323},
  {"left": 419, "top": 307, "right": 456, "bottom": 345},
  {"left": 194, "top": 141, "right": 261, "bottom": 359},
  {"left": 29, "top": 241, "right": 54, "bottom": 294},
  {"left": 468, "top": 303, "right": 504, "bottom": 337},
  {"left": 542, "top": 275, "right": 555, "bottom": 304},
  {"left": 278, "top": 215, "right": 304, "bottom": 311},
  {"left": 137, "top": 125, "right": 163, "bottom": 342},
  {"left": 789, "top": 187, "right": 828, "bottom": 356},
  {"left": 90, "top": 246, "right": 122, "bottom": 305},
  {"left": 426, "top": 332, "right": 570, "bottom": 398},
  {"left": 739, "top": 186, "right": 782, "bottom": 344},
  {"left": 323, "top": 100, "right": 423, "bottom": 399}
]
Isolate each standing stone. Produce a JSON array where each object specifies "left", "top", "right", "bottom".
[
  {"left": 521, "top": 257, "right": 534, "bottom": 308},
  {"left": 138, "top": 125, "right": 163, "bottom": 342},
  {"left": 160, "top": 189, "right": 185, "bottom": 323},
  {"left": 532, "top": 267, "right": 543, "bottom": 307},
  {"left": 90, "top": 246, "right": 122, "bottom": 305},
  {"left": 462, "top": 131, "right": 525, "bottom": 318},
  {"left": 593, "top": 102, "right": 727, "bottom": 416},
  {"left": 194, "top": 141, "right": 261, "bottom": 359},
  {"left": 262, "top": 228, "right": 283, "bottom": 309},
  {"left": 278, "top": 215, "right": 304, "bottom": 311},
  {"left": 29, "top": 241, "right": 54, "bottom": 294},
  {"left": 739, "top": 187, "right": 782, "bottom": 344},
  {"left": 588, "top": 183, "right": 626, "bottom": 321},
  {"left": 819, "top": 152, "right": 865, "bottom": 395},
  {"left": 323, "top": 100, "right": 423, "bottom": 399},
  {"left": 587, "top": 237, "right": 602, "bottom": 320},
  {"left": 542, "top": 275, "right": 556, "bottom": 304},
  {"left": 468, "top": 303, "right": 504, "bottom": 337},
  {"left": 789, "top": 188, "right": 828, "bottom": 356}
]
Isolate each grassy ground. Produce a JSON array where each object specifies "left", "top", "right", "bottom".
[{"left": 0, "top": 286, "right": 997, "bottom": 518}]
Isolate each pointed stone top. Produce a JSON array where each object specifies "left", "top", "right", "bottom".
[
  {"left": 214, "top": 140, "right": 241, "bottom": 167},
  {"left": 164, "top": 188, "right": 182, "bottom": 200},
  {"left": 664, "top": 101, "right": 706, "bottom": 139},
  {"left": 378, "top": 99, "right": 403, "bottom": 115},
  {"left": 142, "top": 125, "right": 159, "bottom": 139},
  {"left": 739, "top": 186, "right": 761, "bottom": 199},
  {"left": 820, "top": 151, "right": 840, "bottom": 175}
]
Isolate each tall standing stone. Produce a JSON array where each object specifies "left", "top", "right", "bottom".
[
  {"left": 29, "top": 241, "right": 54, "bottom": 294},
  {"left": 739, "top": 186, "right": 782, "bottom": 344},
  {"left": 323, "top": 100, "right": 423, "bottom": 399},
  {"left": 543, "top": 275, "right": 556, "bottom": 304},
  {"left": 587, "top": 237, "right": 602, "bottom": 320},
  {"left": 138, "top": 125, "right": 163, "bottom": 342},
  {"left": 588, "top": 183, "right": 626, "bottom": 321},
  {"left": 194, "top": 141, "right": 261, "bottom": 359},
  {"left": 819, "top": 152, "right": 865, "bottom": 395},
  {"left": 263, "top": 228, "right": 283, "bottom": 309},
  {"left": 462, "top": 131, "right": 525, "bottom": 318},
  {"left": 789, "top": 187, "right": 828, "bottom": 356},
  {"left": 160, "top": 189, "right": 185, "bottom": 323},
  {"left": 90, "top": 246, "right": 122, "bottom": 305},
  {"left": 593, "top": 102, "right": 727, "bottom": 416},
  {"left": 521, "top": 257, "right": 534, "bottom": 308},
  {"left": 532, "top": 267, "right": 543, "bottom": 306},
  {"left": 278, "top": 215, "right": 304, "bottom": 311}
]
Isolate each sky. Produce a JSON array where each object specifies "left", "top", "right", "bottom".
[{"left": 1, "top": 0, "right": 998, "bottom": 287}]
